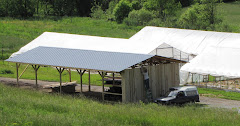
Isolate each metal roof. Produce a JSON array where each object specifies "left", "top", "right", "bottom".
[{"left": 6, "top": 46, "right": 155, "bottom": 72}]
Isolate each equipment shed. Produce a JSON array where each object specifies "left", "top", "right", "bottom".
[{"left": 6, "top": 46, "right": 185, "bottom": 102}]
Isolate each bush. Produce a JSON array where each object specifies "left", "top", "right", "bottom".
[
  {"left": 178, "top": 1, "right": 222, "bottom": 30},
  {"left": 148, "top": 18, "right": 162, "bottom": 26},
  {"left": 0, "top": 69, "right": 14, "bottom": 74},
  {"left": 113, "top": 0, "right": 132, "bottom": 23},
  {"left": 124, "top": 9, "right": 155, "bottom": 26},
  {"left": 131, "top": 1, "right": 141, "bottom": 10},
  {"left": 90, "top": 4, "right": 106, "bottom": 19}
]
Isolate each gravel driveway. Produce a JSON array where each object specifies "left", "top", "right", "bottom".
[{"left": 200, "top": 96, "right": 240, "bottom": 110}]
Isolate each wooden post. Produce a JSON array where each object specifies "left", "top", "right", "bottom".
[
  {"left": 88, "top": 70, "right": 91, "bottom": 92},
  {"left": 77, "top": 69, "right": 86, "bottom": 93},
  {"left": 227, "top": 78, "right": 229, "bottom": 89},
  {"left": 32, "top": 65, "right": 40, "bottom": 88},
  {"left": 68, "top": 69, "right": 72, "bottom": 82},
  {"left": 113, "top": 73, "right": 115, "bottom": 85},
  {"left": 56, "top": 67, "right": 65, "bottom": 94},
  {"left": 192, "top": 73, "right": 194, "bottom": 85},
  {"left": 16, "top": 63, "right": 21, "bottom": 87},
  {"left": 98, "top": 71, "right": 105, "bottom": 101}
]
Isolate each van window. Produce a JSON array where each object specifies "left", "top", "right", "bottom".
[
  {"left": 186, "top": 90, "right": 197, "bottom": 96},
  {"left": 177, "top": 91, "right": 185, "bottom": 97}
]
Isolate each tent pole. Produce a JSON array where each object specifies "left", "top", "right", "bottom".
[
  {"left": 88, "top": 70, "right": 91, "bottom": 92},
  {"left": 227, "top": 78, "right": 229, "bottom": 89}
]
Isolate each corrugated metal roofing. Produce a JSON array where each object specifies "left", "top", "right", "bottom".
[{"left": 6, "top": 46, "right": 154, "bottom": 72}]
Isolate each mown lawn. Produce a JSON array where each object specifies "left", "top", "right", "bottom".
[
  {"left": 0, "top": 17, "right": 142, "bottom": 58},
  {"left": 0, "top": 83, "right": 239, "bottom": 126},
  {"left": 198, "top": 87, "right": 240, "bottom": 101}
]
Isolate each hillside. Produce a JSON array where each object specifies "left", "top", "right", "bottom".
[{"left": 218, "top": 1, "right": 240, "bottom": 32}]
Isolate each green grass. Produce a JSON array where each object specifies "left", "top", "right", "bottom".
[
  {"left": 0, "top": 83, "right": 239, "bottom": 126},
  {"left": 0, "top": 17, "right": 142, "bottom": 84},
  {"left": 0, "top": 17, "right": 142, "bottom": 58},
  {"left": 198, "top": 87, "right": 240, "bottom": 101},
  {"left": 0, "top": 61, "right": 102, "bottom": 85},
  {"left": 218, "top": 1, "right": 240, "bottom": 32}
]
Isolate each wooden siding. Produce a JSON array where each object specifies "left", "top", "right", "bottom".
[{"left": 121, "top": 63, "right": 180, "bottom": 103}]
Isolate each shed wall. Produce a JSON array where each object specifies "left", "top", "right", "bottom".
[{"left": 121, "top": 63, "right": 180, "bottom": 102}]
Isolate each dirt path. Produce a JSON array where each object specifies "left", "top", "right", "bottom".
[
  {"left": 200, "top": 96, "right": 240, "bottom": 110},
  {"left": 0, "top": 77, "right": 105, "bottom": 93},
  {"left": 1, "top": 77, "right": 240, "bottom": 110}
]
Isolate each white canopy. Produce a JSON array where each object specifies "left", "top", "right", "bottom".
[
  {"left": 11, "top": 32, "right": 162, "bottom": 57},
  {"left": 181, "top": 46, "right": 240, "bottom": 78},
  {"left": 130, "top": 26, "right": 240, "bottom": 55}
]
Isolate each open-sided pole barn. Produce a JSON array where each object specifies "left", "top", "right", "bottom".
[{"left": 6, "top": 46, "right": 185, "bottom": 102}]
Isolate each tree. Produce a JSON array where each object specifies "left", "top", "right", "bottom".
[
  {"left": 113, "top": 0, "right": 132, "bottom": 23},
  {"left": 178, "top": 0, "right": 222, "bottom": 30},
  {"left": 143, "top": 0, "right": 181, "bottom": 20}
]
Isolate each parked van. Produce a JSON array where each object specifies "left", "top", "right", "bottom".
[{"left": 154, "top": 86, "right": 200, "bottom": 105}]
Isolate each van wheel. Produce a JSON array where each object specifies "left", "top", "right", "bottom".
[{"left": 190, "top": 100, "right": 195, "bottom": 104}]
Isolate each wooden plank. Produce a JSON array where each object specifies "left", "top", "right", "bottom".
[
  {"left": 19, "top": 64, "right": 29, "bottom": 79},
  {"left": 103, "top": 92, "right": 122, "bottom": 96},
  {"left": 134, "top": 68, "right": 143, "bottom": 101},
  {"left": 121, "top": 70, "right": 130, "bottom": 102},
  {"left": 130, "top": 68, "right": 135, "bottom": 102},
  {"left": 103, "top": 84, "right": 122, "bottom": 87}
]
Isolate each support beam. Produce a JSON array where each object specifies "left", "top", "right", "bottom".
[
  {"left": 98, "top": 71, "right": 105, "bottom": 101},
  {"left": 77, "top": 69, "right": 86, "bottom": 93},
  {"left": 113, "top": 73, "right": 115, "bottom": 85},
  {"left": 88, "top": 70, "right": 91, "bottom": 92},
  {"left": 56, "top": 67, "right": 65, "bottom": 94},
  {"left": 68, "top": 69, "right": 72, "bottom": 82},
  {"left": 16, "top": 63, "right": 21, "bottom": 87},
  {"left": 19, "top": 64, "right": 29, "bottom": 79},
  {"left": 32, "top": 65, "right": 40, "bottom": 88}
]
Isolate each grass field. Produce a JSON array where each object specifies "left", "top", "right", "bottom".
[
  {"left": 218, "top": 1, "right": 240, "bottom": 32},
  {"left": 0, "top": 17, "right": 142, "bottom": 85},
  {"left": 198, "top": 87, "right": 240, "bottom": 101},
  {"left": 0, "top": 17, "right": 142, "bottom": 58},
  {"left": 0, "top": 83, "right": 239, "bottom": 126}
]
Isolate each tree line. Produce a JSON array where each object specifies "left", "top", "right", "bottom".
[
  {"left": 0, "top": 0, "right": 96, "bottom": 17},
  {"left": 0, "top": 0, "right": 237, "bottom": 31}
]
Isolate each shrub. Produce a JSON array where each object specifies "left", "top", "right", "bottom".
[
  {"left": 131, "top": 1, "right": 141, "bottom": 10},
  {"left": 124, "top": 9, "right": 155, "bottom": 26},
  {"left": 0, "top": 69, "right": 14, "bottom": 74},
  {"left": 113, "top": 0, "right": 132, "bottom": 23},
  {"left": 148, "top": 18, "right": 162, "bottom": 26},
  {"left": 90, "top": 4, "right": 106, "bottom": 19}
]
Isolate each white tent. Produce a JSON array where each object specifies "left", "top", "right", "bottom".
[
  {"left": 11, "top": 32, "right": 162, "bottom": 57},
  {"left": 130, "top": 26, "right": 240, "bottom": 55},
  {"left": 181, "top": 46, "right": 240, "bottom": 78}
]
